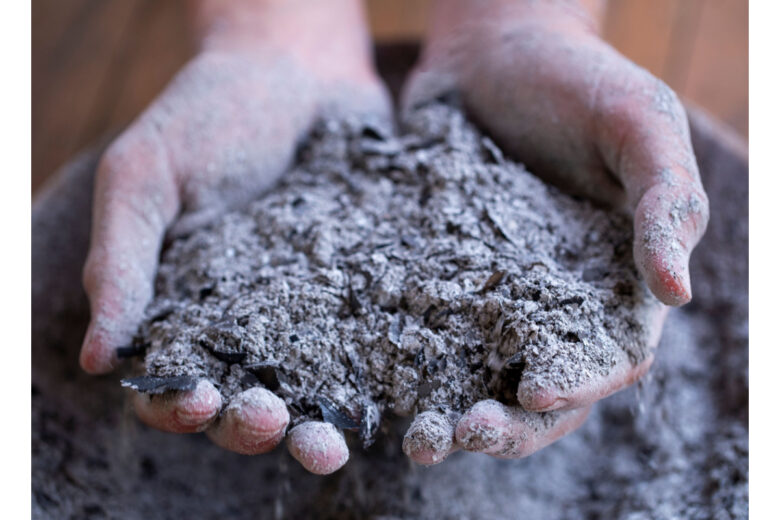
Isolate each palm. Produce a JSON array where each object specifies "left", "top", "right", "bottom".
[
  {"left": 401, "top": 15, "right": 708, "bottom": 462},
  {"left": 81, "top": 47, "right": 392, "bottom": 475}
]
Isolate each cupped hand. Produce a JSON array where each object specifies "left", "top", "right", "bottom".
[
  {"left": 79, "top": 0, "right": 391, "bottom": 475},
  {"left": 401, "top": 0, "right": 708, "bottom": 464}
]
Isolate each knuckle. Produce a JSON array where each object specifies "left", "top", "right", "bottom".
[
  {"left": 650, "top": 79, "right": 687, "bottom": 124},
  {"left": 98, "top": 134, "right": 141, "bottom": 179},
  {"left": 98, "top": 127, "right": 170, "bottom": 187},
  {"left": 596, "top": 95, "right": 638, "bottom": 149}
]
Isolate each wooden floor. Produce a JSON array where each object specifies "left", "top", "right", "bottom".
[{"left": 32, "top": 0, "right": 748, "bottom": 193}]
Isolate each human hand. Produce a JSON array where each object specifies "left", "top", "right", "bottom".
[
  {"left": 80, "top": 0, "right": 390, "bottom": 475},
  {"left": 401, "top": 0, "right": 707, "bottom": 464}
]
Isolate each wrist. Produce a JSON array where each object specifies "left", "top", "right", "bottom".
[
  {"left": 189, "top": 0, "right": 377, "bottom": 83},
  {"left": 426, "top": 0, "right": 600, "bottom": 45}
]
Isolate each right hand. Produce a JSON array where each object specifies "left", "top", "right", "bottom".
[
  {"left": 400, "top": 0, "right": 707, "bottom": 465},
  {"left": 79, "top": 0, "right": 391, "bottom": 475}
]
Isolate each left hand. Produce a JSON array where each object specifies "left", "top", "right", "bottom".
[
  {"left": 400, "top": 0, "right": 708, "bottom": 464},
  {"left": 79, "top": 0, "right": 392, "bottom": 476}
]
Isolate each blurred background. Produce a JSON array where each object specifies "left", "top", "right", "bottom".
[{"left": 32, "top": 0, "right": 747, "bottom": 193}]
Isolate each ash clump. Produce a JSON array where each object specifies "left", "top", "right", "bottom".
[{"left": 130, "top": 103, "right": 659, "bottom": 443}]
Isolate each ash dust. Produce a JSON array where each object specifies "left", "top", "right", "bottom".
[
  {"left": 132, "top": 103, "right": 659, "bottom": 442},
  {"left": 32, "top": 103, "right": 748, "bottom": 519}
]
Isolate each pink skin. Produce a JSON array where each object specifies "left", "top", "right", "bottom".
[
  {"left": 455, "top": 401, "right": 591, "bottom": 459},
  {"left": 134, "top": 380, "right": 223, "bottom": 433},
  {"left": 80, "top": 0, "right": 709, "bottom": 470},
  {"left": 79, "top": 0, "right": 388, "bottom": 475},
  {"left": 402, "top": 0, "right": 709, "bottom": 464},
  {"left": 286, "top": 422, "right": 350, "bottom": 475},
  {"left": 518, "top": 305, "right": 668, "bottom": 413},
  {"left": 205, "top": 387, "right": 290, "bottom": 454}
]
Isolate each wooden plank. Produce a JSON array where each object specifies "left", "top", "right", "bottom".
[
  {"left": 366, "top": 0, "right": 429, "bottom": 42},
  {"left": 101, "top": 0, "right": 192, "bottom": 132},
  {"left": 603, "top": 0, "right": 678, "bottom": 79},
  {"left": 32, "top": 0, "right": 97, "bottom": 84},
  {"left": 681, "top": 0, "right": 748, "bottom": 139},
  {"left": 661, "top": 0, "right": 705, "bottom": 95},
  {"left": 78, "top": 0, "right": 193, "bottom": 150},
  {"left": 32, "top": 0, "right": 144, "bottom": 191}
]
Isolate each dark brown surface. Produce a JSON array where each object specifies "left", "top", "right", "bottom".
[{"left": 32, "top": 0, "right": 193, "bottom": 193}]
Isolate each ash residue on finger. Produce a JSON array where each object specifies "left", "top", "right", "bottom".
[
  {"left": 134, "top": 103, "right": 657, "bottom": 443},
  {"left": 402, "top": 411, "right": 454, "bottom": 463}
]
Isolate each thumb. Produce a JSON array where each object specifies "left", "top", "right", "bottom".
[
  {"left": 400, "top": 33, "right": 463, "bottom": 118},
  {"left": 80, "top": 129, "right": 179, "bottom": 373},
  {"left": 632, "top": 173, "right": 709, "bottom": 306},
  {"left": 597, "top": 80, "right": 709, "bottom": 306}
]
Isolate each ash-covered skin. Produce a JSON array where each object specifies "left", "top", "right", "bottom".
[{"left": 131, "top": 103, "right": 659, "bottom": 442}]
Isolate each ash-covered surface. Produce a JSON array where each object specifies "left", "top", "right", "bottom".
[
  {"left": 32, "top": 105, "right": 747, "bottom": 519},
  {"left": 131, "top": 104, "right": 657, "bottom": 440}
]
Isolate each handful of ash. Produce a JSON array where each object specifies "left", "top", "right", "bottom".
[{"left": 123, "top": 103, "right": 659, "bottom": 446}]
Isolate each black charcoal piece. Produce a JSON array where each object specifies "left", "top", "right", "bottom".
[
  {"left": 503, "top": 353, "right": 526, "bottom": 371},
  {"left": 318, "top": 397, "right": 360, "bottom": 431},
  {"left": 121, "top": 375, "right": 198, "bottom": 395},
  {"left": 245, "top": 363, "right": 281, "bottom": 390},
  {"left": 479, "top": 270, "right": 507, "bottom": 294},
  {"left": 559, "top": 296, "right": 585, "bottom": 306},
  {"left": 208, "top": 349, "right": 247, "bottom": 364},
  {"left": 116, "top": 343, "right": 147, "bottom": 359}
]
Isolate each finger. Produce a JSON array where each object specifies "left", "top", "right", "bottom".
[
  {"left": 596, "top": 76, "right": 709, "bottom": 306},
  {"left": 519, "top": 304, "right": 667, "bottom": 412},
  {"left": 455, "top": 400, "right": 590, "bottom": 458},
  {"left": 402, "top": 410, "right": 457, "bottom": 465},
  {"left": 132, "top": 380, "right": 222, "bottom": 433},
  {"left": 633, "top": 179, "right": 709, "bottom": 306},
  {"left": 206, "top": 387, "right": 289, "bottom": 455},
  {"left": 80, "top": 129, "right": 179, "bottom": 374},
  {"left": 518, "top": 356, "right": 654, "bottom": 412},
  {"left": 286, "top": 422, "right": 349, "bottom": 475}
]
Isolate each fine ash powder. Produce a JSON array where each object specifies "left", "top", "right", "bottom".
[
  {"left": 126, "top": 103, "right": 658, "bottom": 443},
  {"left": 32, "top": 100, "right": 747, "bottom": 519}
]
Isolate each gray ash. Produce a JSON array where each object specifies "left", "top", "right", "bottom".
[{"left": 131, "top": 103, "right": 659, "bottom": 441}]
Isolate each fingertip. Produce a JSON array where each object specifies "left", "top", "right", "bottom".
[
  {"left": 635, "top": 238, "right": 692, "bottom": 306},
  {"left": 455, "top": 400, "right": 509, "bottom": 453},
  {"left": 519, "top": 354, "right": 657, "bottom": 414},
  {"left": 287, "top": 422, "right": 349, "bottom": 475},
  {"left": 173, "top": 380, "right": 223, "bottom": 427},
  {"left": 79, "top": 323, "right": 119, "bottom": 374},
  {"left": 402, "top": 411, "right": 455, "bottom": 465},
  {"left": 207, "top": 387, "right": 289, "bottom": 454},
  {"left": 133, "top": 380, "right": 222, "bottom": 433},
  {"left": 456, "top": 401, "right": 593, "bottom": 459},
  {"left": 228, "top": 387, "right": 290, "bottom": 438},
  {"left": 633, "top": 184, "right": 707, "bottom": 307}
]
